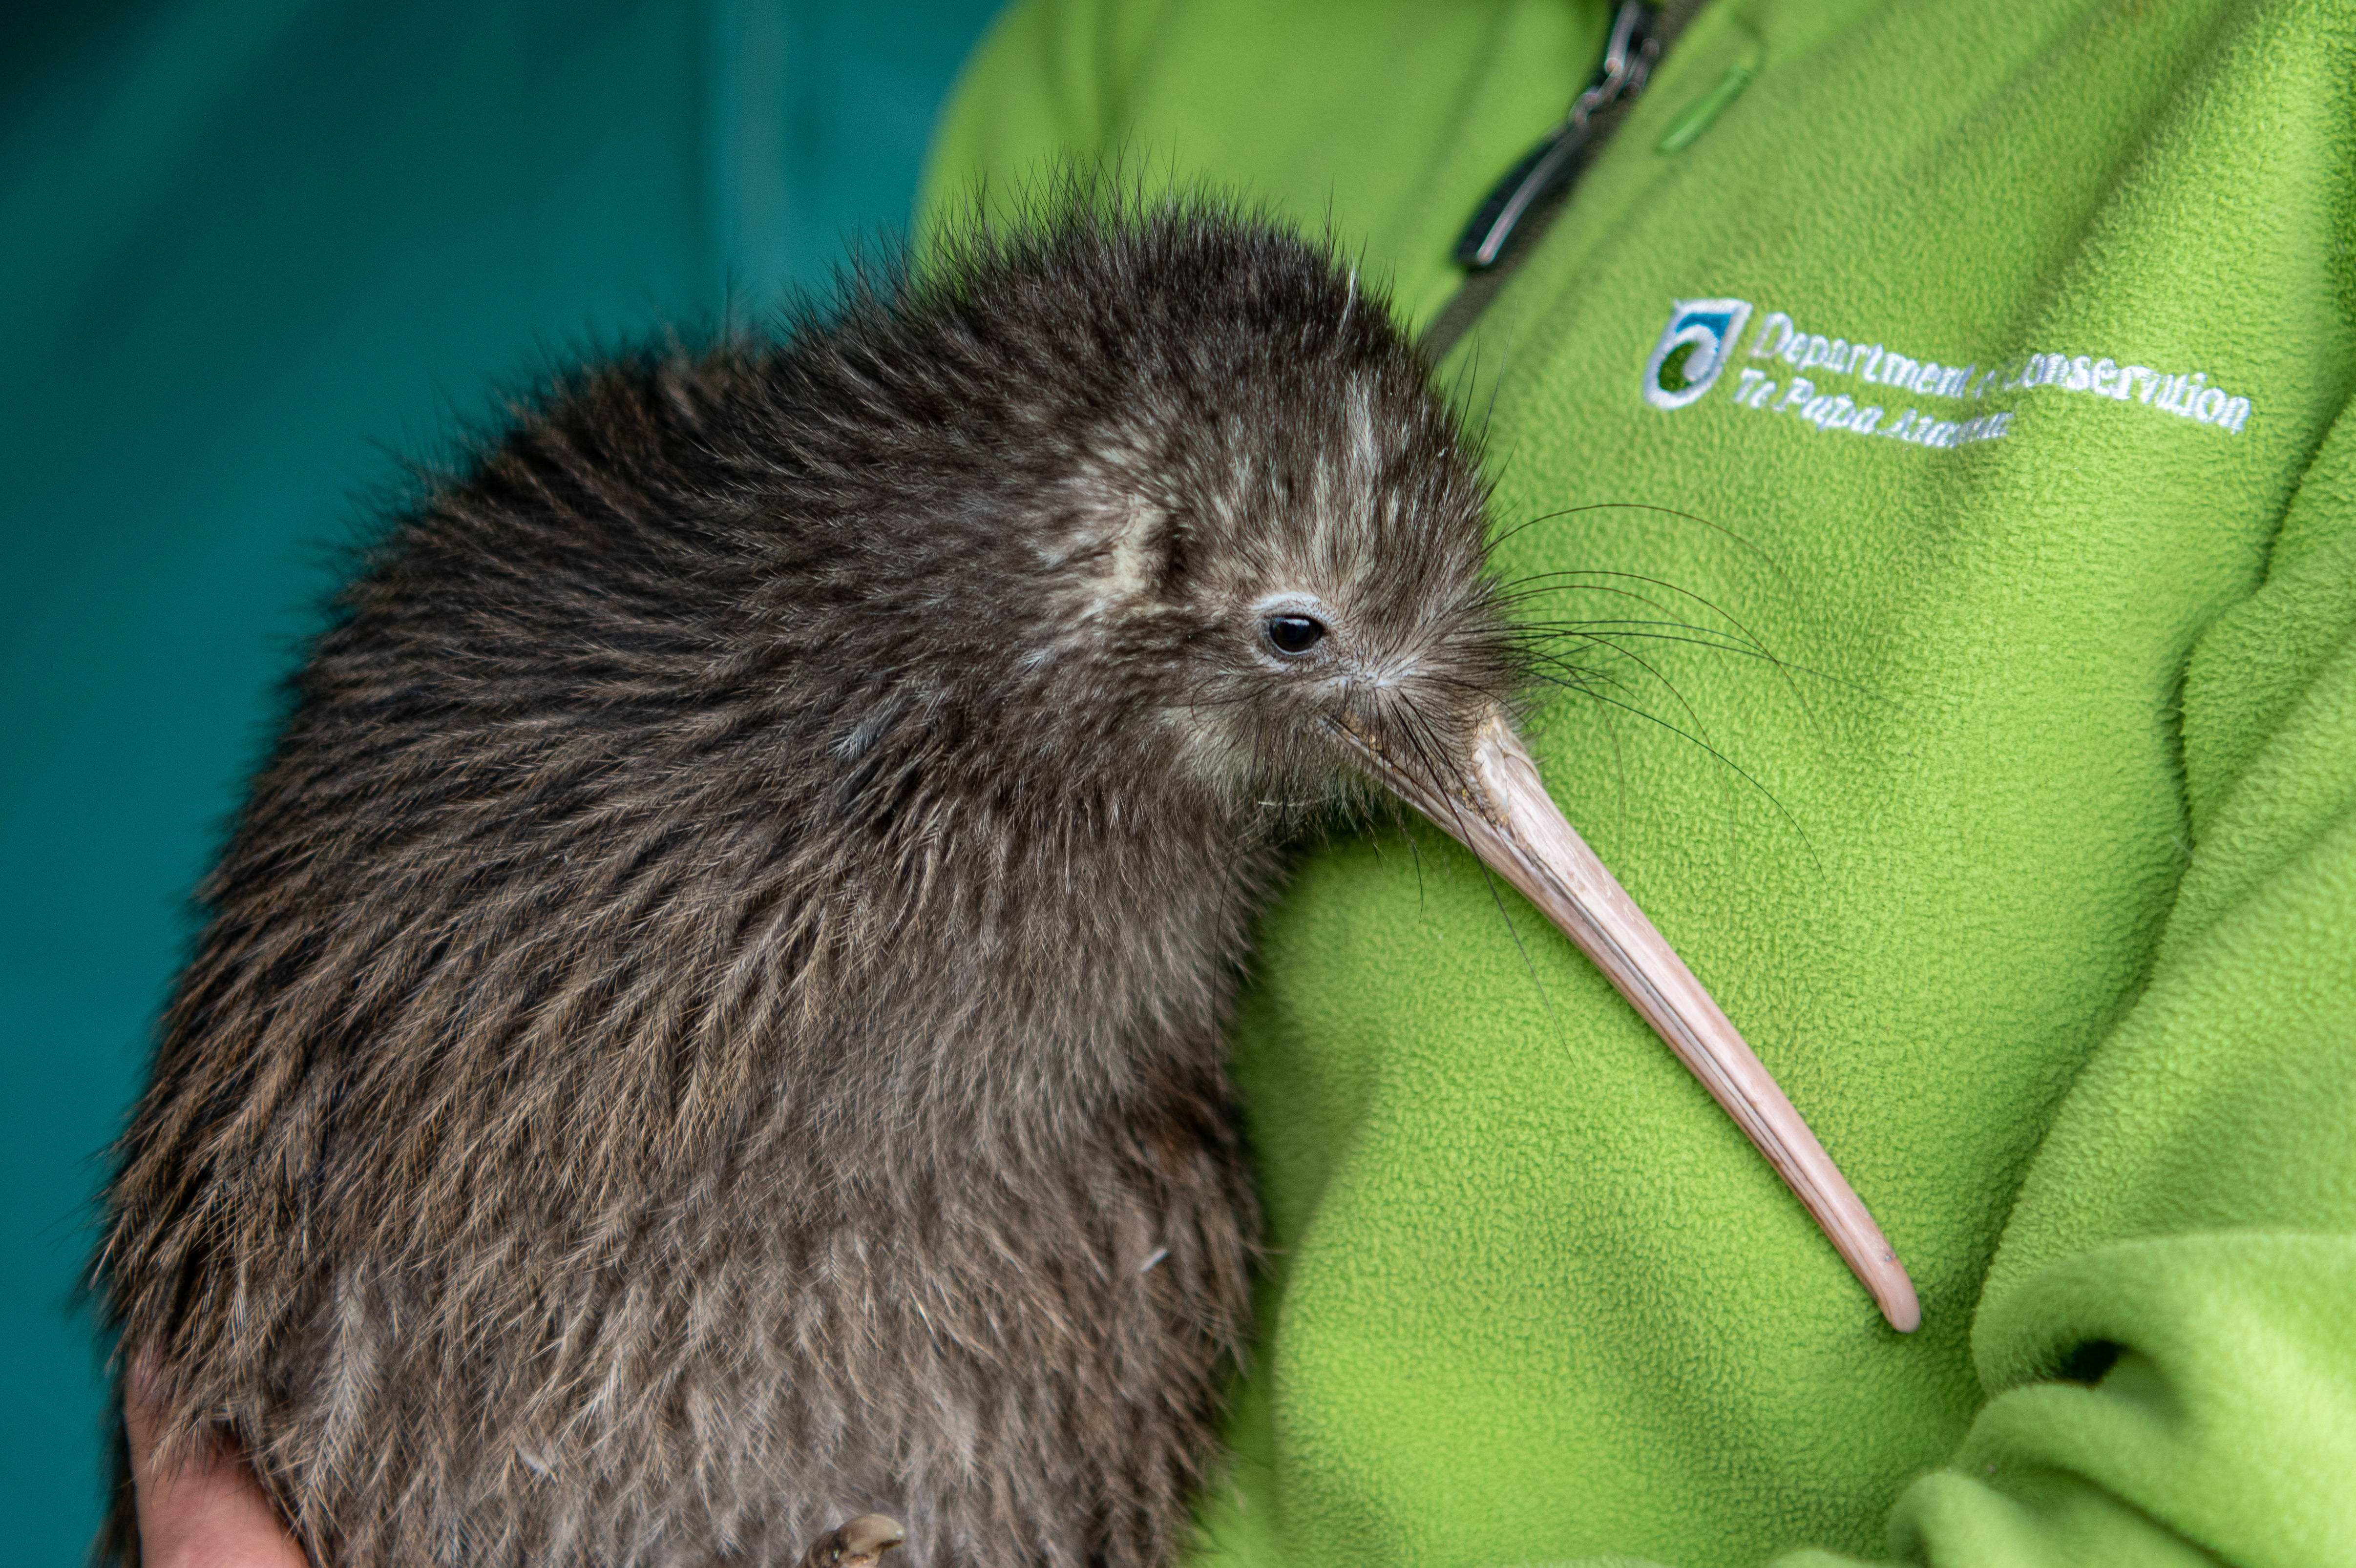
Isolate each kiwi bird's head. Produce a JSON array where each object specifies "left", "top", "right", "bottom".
[{"left": 841, "top": 205, "right": 1520, "bottom": 832}]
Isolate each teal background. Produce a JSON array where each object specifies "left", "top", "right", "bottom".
[{"left": 0, "top": 2, "right": 1003, "bottom": 1558}]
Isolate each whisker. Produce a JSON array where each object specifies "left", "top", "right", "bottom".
[
  {"left": 1509, "top": 627, "right": 1898, "bottom": 707},
  {"left": 1485, "top": 502, "right": 1785, "bottom": 582},
  {"left": 1397, "top": 692, "right": 1558, "bottom": 1024},
  {"left": 1525, "top": 630, "right": 1713, "bottom": 745},
  {"left": 1495, "top": 569, "right": 1813, "bottom": 722},
  {"left": 1567, "top": 690, "right": 1821, "bottom": 874},
  {"left": 1515, "top": 645, "right": 1646, "bottom": 705}
]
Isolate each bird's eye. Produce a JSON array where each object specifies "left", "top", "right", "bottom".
[{"left": 1263, "top": 614, "right": 1326, "bottom": 657}]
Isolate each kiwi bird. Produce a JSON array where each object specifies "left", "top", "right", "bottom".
[{"left": 97, "top": 203, "right": 1913, "bottom": 1568}]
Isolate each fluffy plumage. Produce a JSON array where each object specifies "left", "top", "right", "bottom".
[{"left": 97, "top": 204, "right": 1516, "bottom": 1568}]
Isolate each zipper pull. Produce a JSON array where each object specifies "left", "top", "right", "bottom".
[{"left": 1452, "top": 0, "right": 1661, "bottom": 270}]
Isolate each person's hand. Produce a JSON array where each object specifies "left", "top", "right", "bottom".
[
  {"left": 124, "top": 1358, "right": 307, "bottom": 1568},
  {"left": 123, "top": 1359, "right": 909, "bottom": 1568}
]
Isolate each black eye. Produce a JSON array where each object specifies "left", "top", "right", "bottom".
[{"left": 1263, "top": 614, "right": 1326, "bottom": 656}]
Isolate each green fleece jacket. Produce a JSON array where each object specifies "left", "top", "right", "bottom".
[{"left": 917, "top": 2, "right": 2356, "bottom": 1565}]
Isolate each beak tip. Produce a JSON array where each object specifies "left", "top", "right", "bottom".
[{"left": 1882, "top": 1280, "right": 1921, "bottom": 1335}]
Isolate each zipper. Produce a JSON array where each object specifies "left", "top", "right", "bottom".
[
  {"left": 1420, "top": 0, "right": 1701, "bottom": 362},
  {"left": 1453, "top": 0, "right": 1663, "bottom": 271}
]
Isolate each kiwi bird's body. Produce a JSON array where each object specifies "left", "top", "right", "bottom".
[{"left": 98, "top": 208, "right": 1515, "bottom": 1567}]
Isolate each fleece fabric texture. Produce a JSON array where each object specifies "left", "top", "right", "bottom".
[{"left": 918, "top": 1, "right": 2356, "bottom": 1565}]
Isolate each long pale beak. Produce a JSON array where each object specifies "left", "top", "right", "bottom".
[{"left": 1338, "top": 705, "right": 1919, "bottom": 1333}]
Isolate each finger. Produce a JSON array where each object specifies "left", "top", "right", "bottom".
[{"left": 126, "top": 1357, "right": 309, "bottom": 1568}]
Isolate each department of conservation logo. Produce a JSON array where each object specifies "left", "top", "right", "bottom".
[
  {"left": 1637, "top": 291, "right": 2255, "bottom": 451},
  {"left": 1641, "top": 297, "right": 1754, "bottom": 410}
]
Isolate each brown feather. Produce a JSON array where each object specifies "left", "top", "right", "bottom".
[{"left": 96, "top": 199, "right": 1519, "bottom": 1568}]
